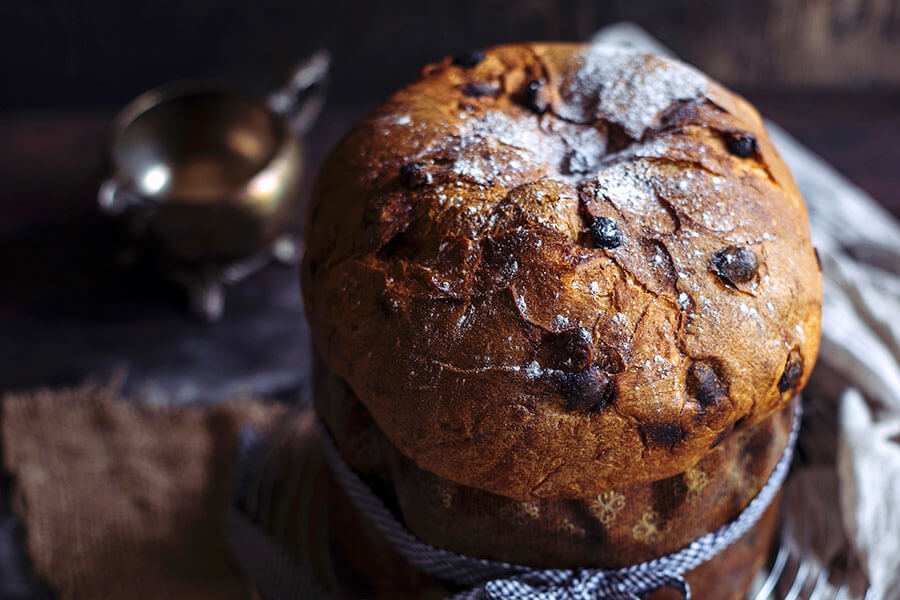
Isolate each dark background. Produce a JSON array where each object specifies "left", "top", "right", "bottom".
[{"left": 4, "top": 0, "right": 900, "bottom": 112}]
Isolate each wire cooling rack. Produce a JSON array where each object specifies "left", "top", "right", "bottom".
[
  {"left": 747, "top": 510, "right": 870, "bottom": 600},
  {"left": 747, "top": 397, "right": 871, "bottom": 600}
]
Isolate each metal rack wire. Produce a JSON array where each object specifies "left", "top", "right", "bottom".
[
  {"left": 747, "top": 397, "right": 871, "bottom": 600},
  {"left": 748, "top": 510, "right": 869, "bottom": 600}
]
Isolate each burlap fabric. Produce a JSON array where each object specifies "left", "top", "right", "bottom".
[{"left": 1, "top": 381, "right": 285, "bottom": 600}]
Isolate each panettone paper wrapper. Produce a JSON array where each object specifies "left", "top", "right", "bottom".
[{"left": 594, "top": 22, "right": 900, "bottom": 600}]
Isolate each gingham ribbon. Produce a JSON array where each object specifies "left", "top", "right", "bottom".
[{"left": 315, "top": 400, "right": 802, "bottom": 600}]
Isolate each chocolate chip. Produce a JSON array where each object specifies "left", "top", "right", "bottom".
[
  {"left": 377, "top": 230, "right": 418, "bottom": 261},
  {"left": 460, "top": 82, "right": 498, "bottom": 98},
  {"left": 639, "top": 423, "right": 685, "bottom": 450},
  {"left": 606, "top": 122, "right": 633, "bottom": 153},
  {"left": 814, "top": 248, "right": 822, "bottom": 271},
  {"left": 452, "top": 50, "right": 485, "bottom": 68},
  {"left": 399, "top": 162, "right": 432, "bottom": 188},
  {"left": 557, "top": 365, "right": 614, "bottom": 413},
  {"left": 724, "top": 132, "right": 759, "bottom": 158},
  {"left": 778, "top": 350, "right": 803, "bottom": 393},
  {"left": 524, "top": 79, "right": 550, "bottom": 114},
  {"left": 548, "top": 327, "right": 594, "bottom": 372},
  {"left": 711, "top": 245, "right": 758, "bottom": 285},
  {"left": 590, "top": 217, "right": 623, "bottom": 250},
  {"left": 686, "top": 362, "right": 724, "bottom": 408}
]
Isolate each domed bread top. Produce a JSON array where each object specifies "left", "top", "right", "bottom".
[{"left": 302, "top": 43, "right": 822, "bottom": 501}]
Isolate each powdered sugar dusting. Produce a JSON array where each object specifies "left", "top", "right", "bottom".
[
  {"left": 595, "top": 161, "right": 657, "bottom": 215},
  {"left": 588, "top": 159, "right": 677, "bottom": 235},
  {"left": 464, "top": 110, "right": 546, "bottom": 153},
  {"left": 553, "top": 314, "right": 569, "bottom": 329},
  {"left": 556, "top": 46, "right": 708, "bottom": 139},
  {"left": 434, "top": 110, "right": 560, "bottom": 186}
]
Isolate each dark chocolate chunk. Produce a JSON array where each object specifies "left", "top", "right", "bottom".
[
  {"left": 549, "top": 327, "right": 594, "bottom": 372},
  {"left": 606, "top": 122, "right": 633, "bottom": 153},
  {"left": 724, "top": 132, "right": 759, "bottom": 158},
  {"left": 377, "top": 229, "right": 418, "bottom": 261},
  {"left": 557, "top": 365, "right": 614, "bottom": 413},
  {"left": 452, "top": 50, "right": 485, "bottom": 68},
  {"left": 778, "top": 350, "right": 803, "bottom": 393},
  {"left": 686, "top": 361, "right": 724, "bottom": 408},
  {"left": 711, "top": 245, "right": 759, "bottom": 285},
  {"left": 399, "top": 162, "right": 433, "bottom": 188},
  {"left": 590, "top": 217, "right": 623, "bottom": 250},
  {"left": 640, "top": 423, "right": 685, "bottom": 450},
  {"left": 524, "top": 79, "right": 550, "bottom": 114},
  {"left": 460, "top": 82, "right": 498, "bottom": 98}
]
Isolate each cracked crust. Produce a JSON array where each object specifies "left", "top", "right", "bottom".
[{"left": 302, "top": 43, "right": 822, "bottom": 500}]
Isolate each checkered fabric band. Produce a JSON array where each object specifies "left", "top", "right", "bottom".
[{"left": 315, "top": 400, "right": 801, "bottom": 600}]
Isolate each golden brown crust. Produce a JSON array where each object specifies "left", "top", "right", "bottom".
[{"left": 302, "top": 43, "right": 822, "bottom": 500}]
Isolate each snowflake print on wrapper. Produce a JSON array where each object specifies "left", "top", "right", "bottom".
[
  {"left": 499, "top": 501, "right": 541, "bottom": 526},
  {"left": 435, "top": 480, "right": 454, "bottom": 509},
  {"left": 684, "top": 467, "right": 709, "bottom": 501},
  {"left": 632, "top": 510, "right": 669, "bottom": 544},
  {"left": 589, "top": 490, "right": 626, "bottom": 524},
  {"left": 556, "top": 518, "right": 587, "bottom": 539},
  {"left": 520, "top": 501, "right": 540, "bottom": 520}
]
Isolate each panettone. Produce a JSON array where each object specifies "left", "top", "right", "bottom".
[{"left": 301, "top": 42, "right": 822, "bottom": 598}]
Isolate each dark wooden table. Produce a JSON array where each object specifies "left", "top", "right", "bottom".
[{"left": 0, "top": 92, "right": 898, "bottom": 400}]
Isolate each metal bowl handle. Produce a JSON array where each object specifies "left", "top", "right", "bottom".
[
  {"left": 98, "top": 178, "right": 136, "bottom": 215},
  {"left": 268, "top": 49, "right": 330, "bottom": 135},
  {"left": 98, "top": 178, "right": 155, "bottom": 216}
]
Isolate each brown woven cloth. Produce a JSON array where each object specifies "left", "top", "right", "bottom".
[{"left": 1, "top": 381, "right": 286, "bottom": 600}]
